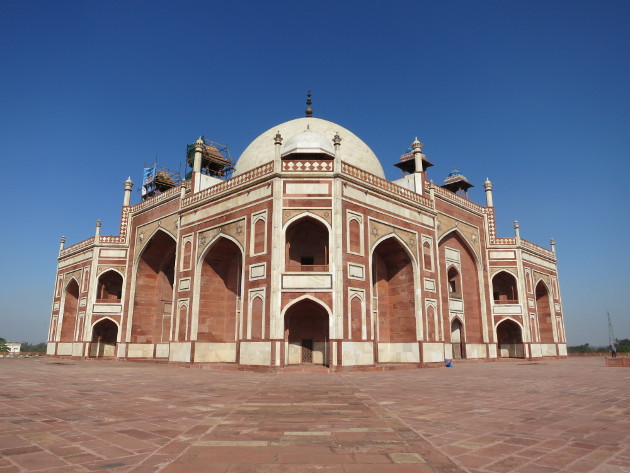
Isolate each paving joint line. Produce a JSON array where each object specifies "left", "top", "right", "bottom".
[
  {"left": 126, "top": 372, "right": 278, "bottom": 473},
  {"left": 339, "top": 373, "right": 470, "bottom": 473}
]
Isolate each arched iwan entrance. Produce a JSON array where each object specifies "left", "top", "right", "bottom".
[
  {"left": 131, "top": 230, "right": 176, "bottom": 344},
  {"left": 439, "top": 232, "right": 484, "bottom": 344},
  {"left": 496, "top": 319, "right": 523, "bottom": 358},
  {"left": 371, "top": 237, "right": 416, "bottom": 343},
  {"left": 535, "top": 282, "right": 554, "bottom": 344},
  {"left": 90, "top": 319, "right": 118, "bottom": 357},
  {"left": 198, "top": 237, "right": 242, "bottom": 342},
  {"left": 284, "top": 299, "right": 329, "bottom": 366},
  {"left": 451, "top": 318, "right": 464, "bottom": 359},
  {"left": 59, "top": 279, "right": 80, "bottom": 342}
]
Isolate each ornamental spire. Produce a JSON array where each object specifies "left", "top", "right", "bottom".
[{"left": 305, "top": 90, "right": 313, "bottom": 117}]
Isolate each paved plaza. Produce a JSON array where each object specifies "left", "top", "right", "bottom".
[{"left": 0, "top": 357, "right": 628, "bottom": 473}]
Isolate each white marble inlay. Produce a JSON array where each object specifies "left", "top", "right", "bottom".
[{"left": 282, "top": 274, "right": 332, "bottom": 290}]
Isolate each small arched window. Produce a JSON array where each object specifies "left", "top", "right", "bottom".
[
  {"left": 82, "top": 269, "right": 90, "bottom": 292},
  {"left": 285, "top": 217, "right": 329, "bottom": 271},
  {"left": 525, "top": 272, "right": 532, "bottom": 294},
  {"left": 447, "top": 267, "right": 461, "bottom": 298},
  {"left": 492, "top": 272, "right": 519, "bottom": 304},
  {"left": 178, "top": 305, "right": 187, "bottom": 341},
  {"left": 97, "top": 271, "right": 123, "bottom": 302},
  {"left": 56, "top": 277, "right": 63, "bottom": 298},
  {"left": 350, "top": 296, "right": 363, "bottom": 340},
  {"left": 426, "top": 305, "right": 436, "bottom": 342},
  {"left": 250, "top": 296, "right": 264, "bottom": 340},
  {"left": 423, "top": 241, "right": 432, "bottom": 271},
  {"left": 348, "top": 219, "right": 361, "bottom": 254},
  {"left": 254, "top": 218, "right": 266, "bottom": 254},
  {"left": 182, "top": 240, "right": 192, "bottom": 269}
]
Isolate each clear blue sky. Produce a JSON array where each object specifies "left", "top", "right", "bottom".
[{"left": 1, "top": 1, "right": 628, "bottom": 345}]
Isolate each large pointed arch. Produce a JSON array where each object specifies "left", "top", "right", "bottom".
[
  {"left": 194, "top": 234, "right": 243, "bottom": 343},
  {"left": 371, "top": 232, "right": 417, "bottom": 266},
  {"left": 371, "top": 234, "right": 417, "bottom": 343},
  {"left": 133, "top": 227, "right": 178, "bottom": 265},
  {"left": 438, "top": 229, "right": 485, "bottom": 345},
  {"left": 59, "top": 278, "right": 80, "bottom": 342},
  {"left": 196, "top": 232, "right": 245, "bottom": 266},
  {"left": 130, "top": 229, "right": 177, "bottom": 345},
  {"left": 535, "top": 280, "right": 554, "bottom": 344},
  {"left": 190, "top": 233, "right": 245, "bottom": 341},
  {"left": 437, "top": 227, "right": 481, "bottom": 264}
]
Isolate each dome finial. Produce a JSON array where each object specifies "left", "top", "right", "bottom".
[{"left": 305, "top": 90, "right": 313, "bottom": 117}]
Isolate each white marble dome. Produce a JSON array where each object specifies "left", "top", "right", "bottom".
[{"left": 234, "top": 117, "right": 385, "bottom": 178}]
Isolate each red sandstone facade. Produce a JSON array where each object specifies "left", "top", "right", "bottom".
[{"left": 48, "top": 115, "right": 566, "bottom": 368}]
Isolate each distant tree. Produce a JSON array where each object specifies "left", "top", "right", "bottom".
[
  {"left": 567, "top": 343, "right": 593, "bottom": 353},
  {"left": 0, "top": 338, "right": 9, "bottom": 352},
  {"left": 20, "top": 342, "right": 47, "bottom": 353},
  {"left": 615, "top": 338, "right": 630, "bottom": 353}
]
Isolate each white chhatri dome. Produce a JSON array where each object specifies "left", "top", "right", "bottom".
[
  {"left": 281, "top": 128, "right": 335, "bottom": 158},
  {"left": 235, "top": 117, "right": 385, "bottom": 178}
]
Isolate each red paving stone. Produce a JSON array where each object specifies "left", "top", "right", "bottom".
[{"left": 0, "top": 357, "right": 628, "bottom": 472}]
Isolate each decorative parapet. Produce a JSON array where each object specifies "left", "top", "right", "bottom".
[
  {"left": 521, "top": 239, "right": 555, "bottom": 259},
  {"left": 59, "top": 237, "right": 95, "bottom": 257},
  {"left": 128, "top": 184, "right": 183, "bottom": 214},
  {"left": 99, "top": 206, "right": 131, "bottom": 244},
  {"left": 483, "top": 207, "right": 515, "bottom": 245},
  {"left": 482, "top": 207, "right": 555, "bottom": 259},
  {"left": 483, "top": 207, "right": 496, "bottom": 238},
  {"left": 183, "top": 162, "right": 274, "bottom": 207},
  {"left": 429, "top": 181, "right": 484, "bottom": 214},
  {"left": 399, "top": 151, "right": 414, "bottom": 162},
  {"left": 341, "top": 162, "right": 432, "bottom": 208},
  {"left": 98, "top": 236, "right": 125, "bottom": 244},
  {"left": 493, "top": 237, "right": 517, "bottom": 245},
  {"left": 282, "top": 160, "right": 333, "bottom": 172},
  {"left": 59, "top": 181, "right": 193, "bottom": 258}
]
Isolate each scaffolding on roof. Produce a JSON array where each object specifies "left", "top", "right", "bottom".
[
  {"left": 186, "top": 137, "right": 234, "bottom": 179},
  {"left": 141, "top": 162, "right": 182, "bottom": 200}
]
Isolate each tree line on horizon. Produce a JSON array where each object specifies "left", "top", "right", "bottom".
[
  {"left": 568, "top": 338, "right": 630, "bottom": 353},
  {"left": 0, "top": 338, "right": 47, "bottom": 353}
]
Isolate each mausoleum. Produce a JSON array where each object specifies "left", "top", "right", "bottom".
[{"left": 48, "top": 96, "right": 566, "bottom": 368}]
